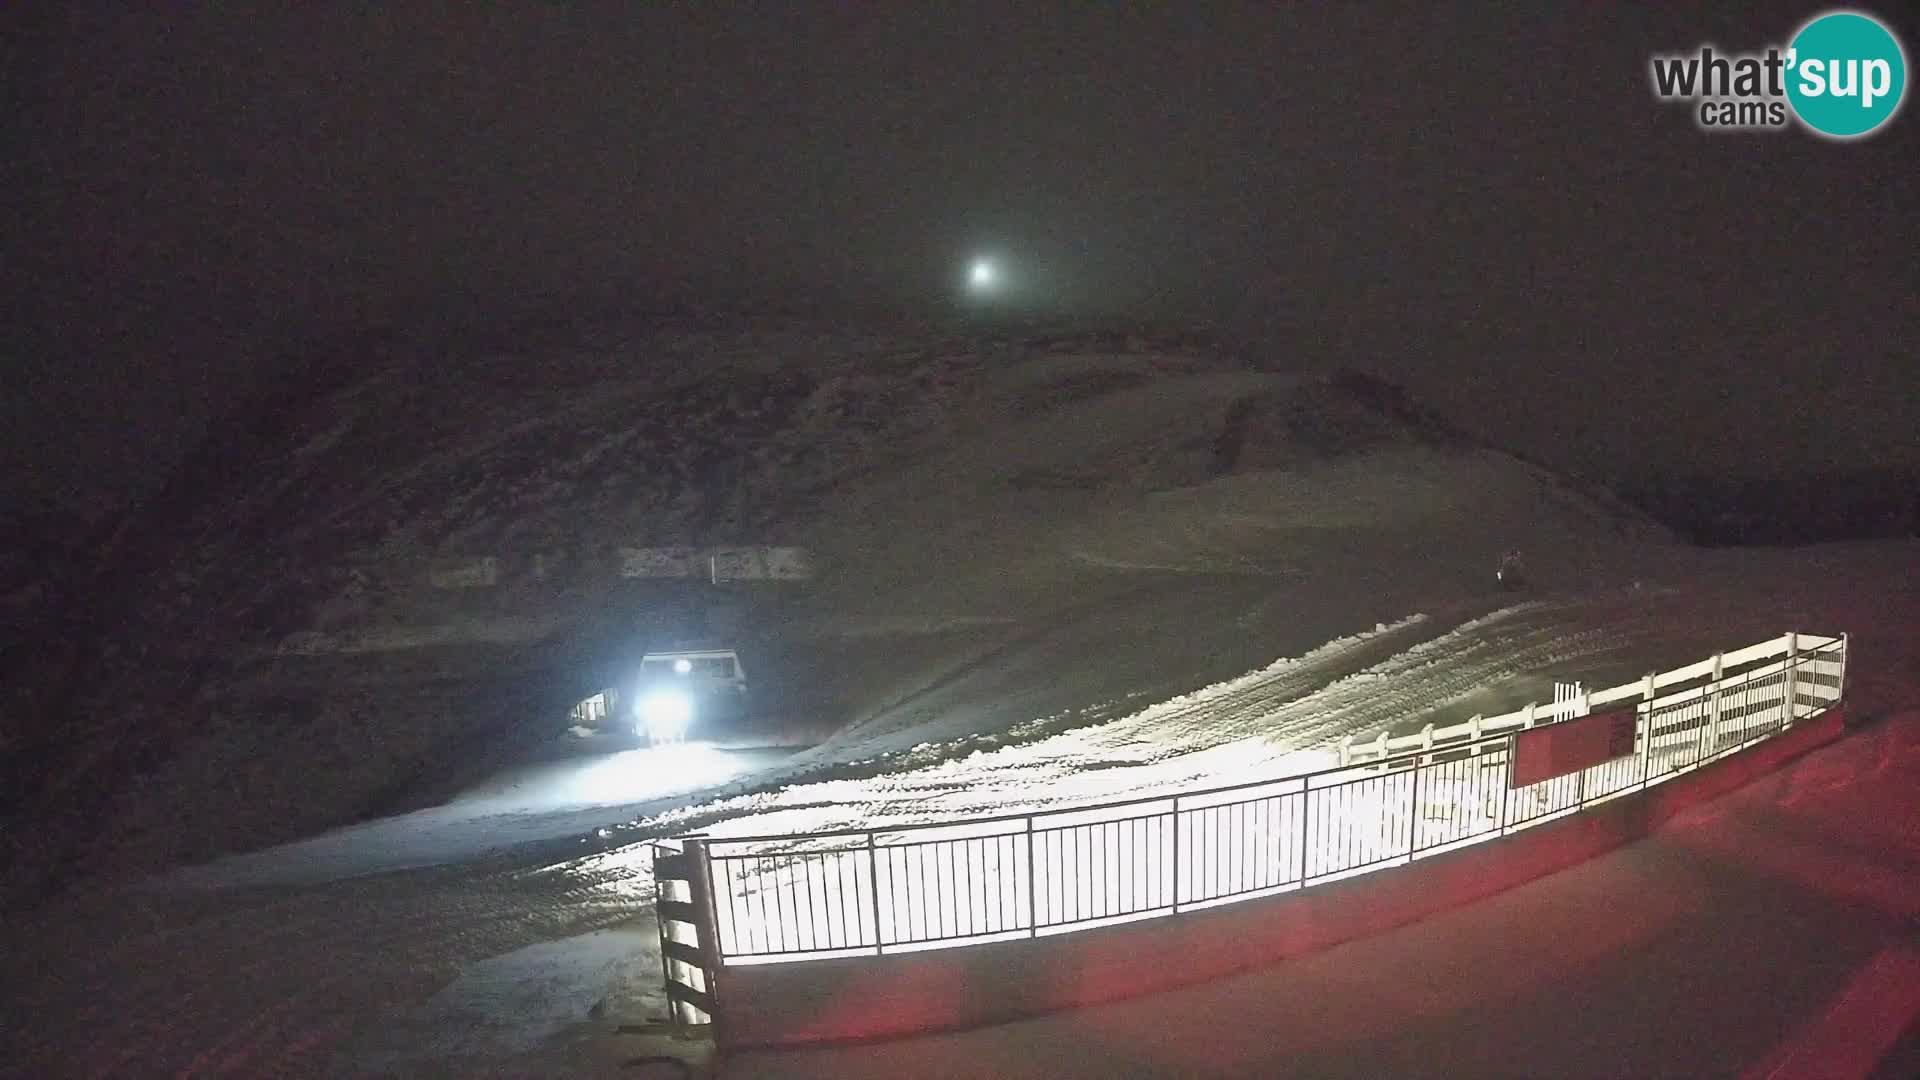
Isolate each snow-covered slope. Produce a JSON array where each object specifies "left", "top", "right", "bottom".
[
  {"left": 5, "top": 540, "right": 1912, "bottom": 1078},
  {"left": 1, "top": 315, "right": 1669, "bottom": 900}
]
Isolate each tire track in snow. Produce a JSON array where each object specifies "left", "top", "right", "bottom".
[
  {"left": 882, "top": 602, "right": 1630, "bottom": 814},
  {"left": 632, "top": 613, "right": 1447, "bottom": 838},
  {"left": 844, "top": 610, "right": 1446, "bottom": 769},
  {"left": 638, "top": 600, "right": 1638, "bottom": 842}
]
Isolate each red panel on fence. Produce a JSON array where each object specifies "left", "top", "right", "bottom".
[{"left": 1511, "top": 708, "right": 1637, "bottom": 787}]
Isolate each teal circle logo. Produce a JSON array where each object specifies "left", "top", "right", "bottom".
[{"left": 1786, "top": 11, "right": 1907, "bottom": 138}]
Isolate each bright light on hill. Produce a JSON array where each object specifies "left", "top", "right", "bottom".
[{"left": 967, "top": 258, "right": 998, "bottom": 293}]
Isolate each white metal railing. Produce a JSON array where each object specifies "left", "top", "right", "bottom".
[
  {"left": 1338, "top": 631, "right": 1842, "bottom": 764},
  {"left": 667, "top": 632, "right": 1846, "bottom": 965}
]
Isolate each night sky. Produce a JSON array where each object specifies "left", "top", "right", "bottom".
[{"left": 8, "top": 4, "right": 1916, "bottom": 513}]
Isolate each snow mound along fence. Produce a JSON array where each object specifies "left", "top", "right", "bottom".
[{"left": 653, "top": 631, "right": 1846, "bottom": 1042}]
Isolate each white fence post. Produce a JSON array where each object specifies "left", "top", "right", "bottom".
[
  {"left": 1339, "top": 734, "right": 1354, "bottom": 766},
  {"left": 1705, "top": 652, "right": 1725, "bottom": 756},
  {"left": 1781, "top": 632, "right": 1798, "bottom": 728},
  {"left": 1024, "top": 818, "right": 1038, "bottom": 933},
  {"left": 869, "top": 833, "right": 888, "bottom": 950},
  {"left": 1840, "top": 632, "right": 1850, "bottom": 701},
  {"left": 1640, "top": 673, "right": 1657, "bottom": 782}
]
